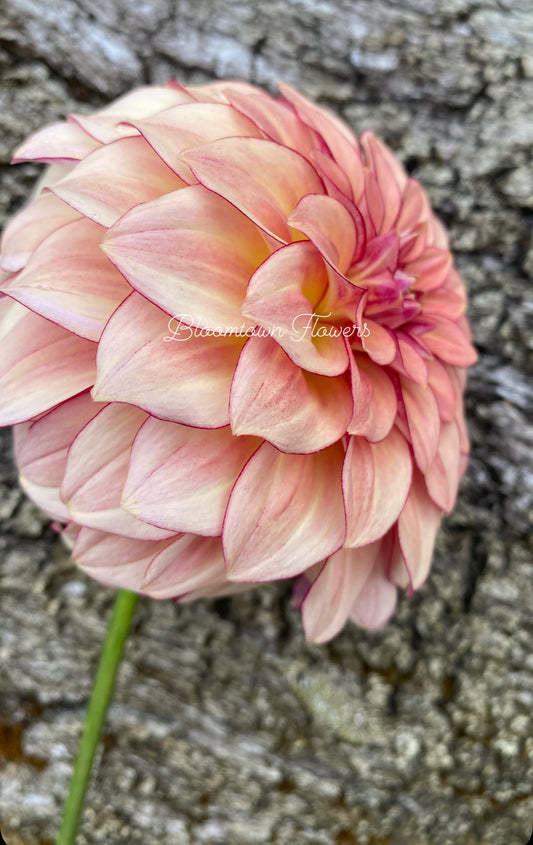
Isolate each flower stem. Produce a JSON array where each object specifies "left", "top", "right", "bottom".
[{"left": 57, "top": 588, "right": 139, "bottom": 845}]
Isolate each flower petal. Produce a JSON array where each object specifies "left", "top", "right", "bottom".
[
  {"left": 0, "top": 299, "right": 96, "bottom": 425},
  {"left": 400, "top": 377, "right": 441, "bottom": 473},
  {"left": 420, "top": 318, "right": 478, "bottom": 367},
  {"left": 347, "top": 354, "right": 397, "bottom": 442},
  {"left": 425, "top": 420, "right": 461, "bottom": 513},
  {"left": 3, "top": 218, "right": 130, "bottom": 340},
  {"left": 182, "top": 136, "right": 324, "bottom": 242},
  {"left": 289, "top": 194, "right": 357, "bottom": 274},
  {"left": 52, "top": 136, "right": 183, "bottom": 227},
  {"left": 0, "top": 193, "right": 80, "bottom": 274},
  {"left": 392, "top": 472, "right": 442, "bottom": 589},
  {"left": 343, "top": 427, "right": 412, "bottom": 547},
  {"left": 131, "top": 102, "right": 263, "bottom": 181},
  {"left": 102, "top": 186, "right": 268, "bottom": 330},
  {"left": 349, "top": 557, "right": 398, "bottom": 630},
  {"left": 361, "top": 319, "right": 397, "bottom": 365},
  {"left": 123, "top": 418, "right": 260, "bottom": 536},
  {"left": 142, "top": 535, "right": 228, "bottom": 599},
  {"left": 224, "top": 441, "right": 346, "bottom": 581},
  {"left": 93, "top": 293, "right": 243, "bottom": 427},
  {"left": 241, "top": 241, "right": 349, "bottom": 376},
  {"left": 61, "top": 403, "right": 172, "bottom": 540},
  {"left": 229, "top": 336, "right": 352, "bottom": 453},
  {"left": 302, "top": 542, "right": 382, "bottom": 642},
  {"left": 12, "top": 121, "right": 100, "bottom": 163}
]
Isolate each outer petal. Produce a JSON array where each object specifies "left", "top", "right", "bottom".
[
  {"left": 343, "top": 428, "right": 412, "bottom": 547},
  {"left": 224, "top": 441, "right": 346, "bottom": 581},
  {"left": 347, "top": 354, "right": 397, "bottom": 442},
  {"left": 425, "top": 420, "right": 461, "bottom": 513},
  {"left": 102, "top": 186, "right": 268, "bottom": 330},
  {"left": 225, "top": 89, "right": 320, "bottom": 157},
  {"left": 142, "top": 535, "right": 228, "bottom": 599},
  {"left": 0, "top": 299, "right": 96, "bottom": 425},
  {"left": 61, "top": 403, "right": 172, "bottom": 540},
  {"left": 182, "top": 136, "right": 324, "bottom": 242},
  {"left": 241, "top": 241, "right": 349, "bottom": 376},
  {"left": 51, "top": 136, "right": 183, "bottom": 227},
  {"left": 349, "top": 557, "right": 398, "bottom": 630},
  {"left": 0, "top": 193, "right": 80, "bottom": 274},
  {"left": 3, "top": 218, "right": 130, "bottom": 341},
  {"left": 399, "top": 377, "right": 441, "bottom": 474},
  {"left": 131, "top": 102, "right": 263, "bottom": 182},
  {"left": 278, "top": 83, "right": 365, "bottom": 202},
  {"left": 288, "top": 194, "right": 357, "bottom": 274},
  {"left": 361, "top": 318, "right": 397, "bottom": 365},
  {"left": 93, "top": 293, "right": 243, "bottom": 427},
  {"left": 229, "top": 336, "right": 352, "bottom": 453},
  {"left": 14, "top": 392, "right": 103, "bottom": 521},
  {"left": 72, "top": 527, "right": 175, "bottom": 592},
  {"left": 392, "top": 472, "right": 442, "bottom": 589},
  {"left": 123, "top": 418, "right": 260, "bottom": 536},
  {"left": 420, "top": 319, "right": 478, "bottom": 367},
  {"left": 12, "top": 121, "right": 100, "bottom": 163},
  {"left": 302, "top": 542, "right": 381, "bottom": 642}
]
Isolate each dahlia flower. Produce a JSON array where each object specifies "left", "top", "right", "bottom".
[{"left": 0, "top": 80, "right": 476, "bottom": 642}]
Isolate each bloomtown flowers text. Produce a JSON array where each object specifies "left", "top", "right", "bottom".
[{"left": 164, "top": 312, "right": 371, "bottom": 342}]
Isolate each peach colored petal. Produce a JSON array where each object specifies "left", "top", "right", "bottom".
[{"left": 224, "top": 441, "right": 346, "bottom": 581}]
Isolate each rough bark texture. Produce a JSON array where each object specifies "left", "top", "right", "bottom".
[{"left": 1, "top": 1, "right": 532, "bottom": 844}]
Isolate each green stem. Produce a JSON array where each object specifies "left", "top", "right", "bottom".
[{"left": 57, "top": 588, "right": 139, "bottom": 845}]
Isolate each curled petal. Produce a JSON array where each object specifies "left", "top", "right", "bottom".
[
  {"left": 12, "top": 121, "right": 100, "bottom": 163},
  {"left": 123, "top": 418, "right": 260, "bottom": 536},
  {"left": 242, "top": 241, "right": 348, "bottom": 376},
  {"left": 400, "top": 377, "right": 441, "bottom": 473},
  {"left": 420, "top": 318, "right": 478, "bottom": 367},
  {"left": 289, "top": 194, "right": 357, "bottom": 274},
  {"left": 347, "top": 353, "right": 397, "bottom": 442},
  {"left": 224, "top": 442, "right": 346, "bottom": 581},
  {"left": 229, "top": 336, "right": 352, "bottom": 453},
  {"left": 343, "top": 427, "right": 412, "bottom": 548}
]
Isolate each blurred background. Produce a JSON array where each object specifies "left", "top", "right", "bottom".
[{"left": 0, "top": 1, "right": 532, "bottom": 843}]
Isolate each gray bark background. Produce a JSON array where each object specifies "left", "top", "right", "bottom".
[{"left": 1, "top": 1, "right": 532, "bottom": 843}]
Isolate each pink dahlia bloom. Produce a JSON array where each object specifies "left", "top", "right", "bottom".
[{"left": 0, "top": 80, "right": 476, "bottom": 641}]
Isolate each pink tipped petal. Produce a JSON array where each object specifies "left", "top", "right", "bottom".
[
  {"left": 182, "top": 136, "right": 324, "bottom": 242},
  {"left": 18, "top": 476, "right": 70, "bottom": 522},
  {"left": 224, "top": 441, "right": 346, "bottom": 581},
  {"left": 393, "top": 473, "right": 442, "bottom": 590},
  {"left": 12, "top": 121, "right": 100, "bottom": 163},
  {"left": 93, "top": 293, "right": 242, "bottom": 426},
  {"left": 73, "top": 527, "right": 174, "bottom": 592},
  {"left": 123, "top": 418, "right": 260, "bottom": 536},
  {"left": 425, "top": 420, "right": 461, "bottom": 513},
  {"left": 400, "top": 377, "right": 441, "bottom": 473},
  {"left": 289, "top": 194, "right": 357, "bottom": 274},
  {"left": 142, "top": 535, "right": 227, "bottom": 599},
  {"left": 407, "top": 247, "right": 452, "bottom": 292},
  {"left": 348, "top": 354, "right": 397, "bottom": 442},
  {"left": 349, "top": 560, "right": 398, "bottom": 630},
  {"left": 61, "top": 403, "right": 172, "bottom": 540},
  {"left": 343, "top": 427, "right": 412, "bottom": 548},
  {"left": 51, "top": 136, "right": 183, "bottom": 227},
  {"left": 0, "top": 299, "right": 96, "bottom": 425},
  {"left": 421, "top": 319, "right": 478, "bottom": 367},
  {"left": 226, "top": 90, "right": 320, "bottom": 156},
  {"left": 229, "top": 336, "right": 352, "bottom": 453},
  {"left": 278, "top": 82, "right": 365, "bottom": 201},
  {"left": 0, "top": 194, "right": 80, "bottom": 274},
  {"left": 102, "top": 186, "right": 268, "bottom": 330},
  {"left": 241, "top": 241, "right": 348, "bottom": 377},
  {"left": 395, "top": 334, "right": 429, "bottom": 385},
  {"left": 3, "top": 218, "right": 130, "bottom": 340},
  {"left": 426, "top": 358, "right": 457, "bottom": 422},
  {"left": 131, "top": 102, "right": 263, "bottom": 181},
  {"left": 14, "top": 391, "right": 102, "bottom": 487},
  {"left": 361, "top": 319, "right": 397, "bottom": 365},
  {"left": 302, "top": 542, "right": 381, "bottom": 643}
]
